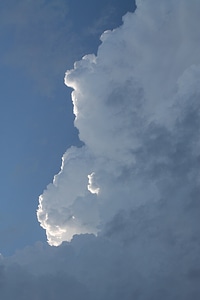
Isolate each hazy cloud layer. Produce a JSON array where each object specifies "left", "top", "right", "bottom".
[{"left": 1, "top": 0, "right": 199, "bottom": 299}]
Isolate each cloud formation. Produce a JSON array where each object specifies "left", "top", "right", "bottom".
[
  {"left": 37, "top": 0, "right": 200, "bottom": 245},
  {"left": 6, "top": 0, "right": 196, "bottom": 298}
]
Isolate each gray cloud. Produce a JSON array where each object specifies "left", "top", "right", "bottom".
[{"left": 0, "top": 216, "right": 200, "bottom": 300}]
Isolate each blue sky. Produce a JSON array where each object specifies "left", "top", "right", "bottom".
[
  {"left": 1, "top": 1, "right": 200, "bottom": 299},
  {"left": 0, "top": 0, "right": 135, "bottom": 255}
]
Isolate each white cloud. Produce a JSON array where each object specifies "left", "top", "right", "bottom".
[
  {"left": 37, "top": 0, "right": 200, "bottom": 247},
  {"left": 9, "top": 0, "right": 197, "bottom": 298},
  {"left": 37, "top": 146, "right": 99, "bottom": 245}
]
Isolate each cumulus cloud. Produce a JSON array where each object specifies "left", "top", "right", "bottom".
[
  {"left": 10, "top": 0, "right": 197, "bottom": 298},
  {"left": 37, "top": 0, "right": 200, "bottom": 245}
]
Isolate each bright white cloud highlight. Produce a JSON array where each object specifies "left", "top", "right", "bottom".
[{"left": 87, "top": 172, "right": 100, "bottom": 195}]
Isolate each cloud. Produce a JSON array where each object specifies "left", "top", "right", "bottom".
[
  {"left": 35, "top": 1, "right": 200, "bottom": 296},
  {"left": 0, "top": 0, "right": 198, "bottom": 298},
  {"left": 37, "top": 0, "right": 200, "bottom": 246},
  {"left": 37, "top": 146, "right": 99, "bottom": 246}
]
